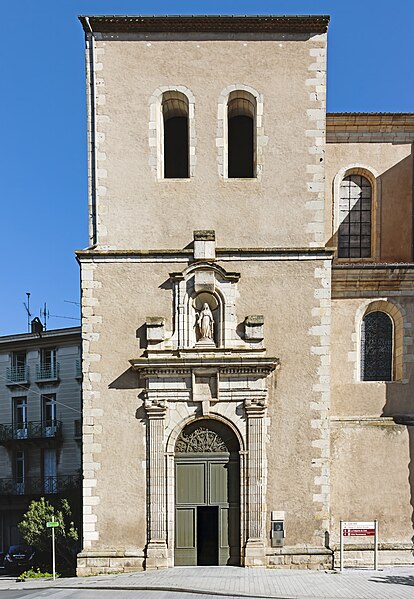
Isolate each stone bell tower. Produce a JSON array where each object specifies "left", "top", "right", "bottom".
[{"left": 77, "top": 15, "right": 331, "bottom": 574}]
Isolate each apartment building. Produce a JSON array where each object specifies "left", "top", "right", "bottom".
[{"left": 0, "top": 322, "right": 81, "bottom": 549}]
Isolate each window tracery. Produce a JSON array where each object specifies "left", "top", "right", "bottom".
[
  {"left": 338, "top": 174, "right": 372, "bottom": 258},
  {"left": 361, "top": 311, "right": 393, "bottom": 381},
  {"left": 175, "top": 427, "right": 228, "bottom": 453}
]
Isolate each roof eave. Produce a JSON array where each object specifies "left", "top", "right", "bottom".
[{"left": 78, "top": 14, "right": 330, "bottom": 35}]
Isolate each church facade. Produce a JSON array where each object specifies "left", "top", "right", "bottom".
[{"left": 76, "top": 15, "right": 414, "bottom": 573}]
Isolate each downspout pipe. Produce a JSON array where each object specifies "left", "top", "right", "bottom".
[{"left": 85, "top": 17, "right": 97, "bottom": 247}]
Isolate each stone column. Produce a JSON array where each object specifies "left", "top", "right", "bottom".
[
  {"left": 144, "top": 397, "right": 168, "bottom": 569},
  {"left": 244, "top": 397, "right": 267, "bottom": 566}
]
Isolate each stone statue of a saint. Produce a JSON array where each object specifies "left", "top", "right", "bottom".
[{"left": 197, "top": 303, "right": 214, "bottom": 341}]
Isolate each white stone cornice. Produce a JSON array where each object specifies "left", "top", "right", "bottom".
[{"left": 131, "top": 354, "right": 278, "bottom": 378}]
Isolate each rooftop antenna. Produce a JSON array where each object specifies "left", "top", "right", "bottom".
[
  {"left": 40, "top": 302, "right": 49, "bottom": 331},
  {"left": 23, "top": 292, "right": 31, "bottom": 333}
]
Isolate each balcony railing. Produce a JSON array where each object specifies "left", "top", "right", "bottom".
[
  {"left": 0, "top": 421, "right": 62, "bottom": 444},
  {"left": 36, "top": 363, "right": 59, "bottom": 381},
  {"left": 0, "top": 475, "right": 81, "bottom": 496},
  {"left": 6, "top": 366, "right": 29, "bottom": 384}
]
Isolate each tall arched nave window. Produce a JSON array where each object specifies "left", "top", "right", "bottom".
[
  {"left": 338, "top": 174, "right": 372, "bottom": 258},
  {"left": 361, "top": 311, "right": 393, "bottom": 382}
]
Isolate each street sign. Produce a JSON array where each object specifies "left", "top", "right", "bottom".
[
  {"left": 342, "top": 521, "right": 375, "bottom": 537},
  {"left": 46, "top": 521, "right": 58, "bottom": 580},
  {"left": 339, "top": 520, "right": 378, "bottom": 572}
]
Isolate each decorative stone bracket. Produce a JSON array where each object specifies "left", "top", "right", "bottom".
[
  {"left": 245, "top": 315, "right": 264, "bottom": 341},
  {"left": 146, "top": 317, "right": 166, "bottom": 343},
  {"left": 193, "top": 229, "right": 216, "bottom": 260}
]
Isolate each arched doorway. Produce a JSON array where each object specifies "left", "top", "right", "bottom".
[{"left": 174, "top": 419, "right": 240, "bottom": 566}]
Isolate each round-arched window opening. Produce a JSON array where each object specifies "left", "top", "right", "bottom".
[
  {"left": 162, "top": 91, "right": 189, "bottom": 178},
  {"left": 361, "top": 311, "right": 393, "bottom": 381},
  {"left": 227, "top": 91, "right": 256, "bottom": 179},
  {"left": 338, "top": 174, "right": 372, "bottom": 258}
]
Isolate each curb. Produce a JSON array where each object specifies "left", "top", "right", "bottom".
[{"left": 2, "top": 582, "right": 295, "bottom": 599}]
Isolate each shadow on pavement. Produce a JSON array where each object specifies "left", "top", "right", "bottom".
[{"left": 371, "top": 575, "right": 414, "bottom": 587}]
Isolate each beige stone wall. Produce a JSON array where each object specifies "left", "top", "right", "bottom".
[
  {"left": 325, "top": 143, "right": 413, "bottom": 261},
  {"left": 80, "top": 256, "right": 330, "bottom": 557},
  {"left": 331, "top": 297, "right": 414, "bottom": 417},
  {"left": 331, "top": 423, "right": 412, "bottom": 544},
  {"left": 329, "top": 295, "right": 414, "bottom": 552},
  {"left": 236, "top": 258, "right": 331, "bottom": 547},
  {"left": 91, "top": 34, "right": 327, "bottom": 250},
  {"left": 81, "top": 260, "right": 184, "bottom": 554}
]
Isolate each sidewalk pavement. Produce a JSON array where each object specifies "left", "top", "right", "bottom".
[{"left": 1, "top": 565, "right": 414, "bottom": 598}]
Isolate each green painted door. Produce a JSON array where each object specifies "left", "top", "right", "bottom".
[{"left": 175, "top": 455, "right": 240, "bottom": 566}]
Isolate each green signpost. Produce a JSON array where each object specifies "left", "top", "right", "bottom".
[{"left": 46, "top": 519, "right": 59, "bottom": 579}]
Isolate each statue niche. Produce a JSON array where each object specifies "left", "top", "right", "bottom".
[{"left": 194, "top": 293, "right": 219, "bottom": 347}]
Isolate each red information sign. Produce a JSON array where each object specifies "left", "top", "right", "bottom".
[
  {"left": 343, "top": 528, "right": 375, "bottom": 536},
  {"left": 342, "top": 521, "right": 375, "bottom": 537},
  {"left": 340, "top": 521, "right": 378, "bottom": 571}
]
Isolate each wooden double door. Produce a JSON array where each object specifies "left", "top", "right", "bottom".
[{"left": 175, "top": 453, "right": 240, "bottom": 566}]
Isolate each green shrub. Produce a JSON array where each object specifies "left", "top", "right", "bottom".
[
  {"left": 18, "top": 567, "right": 60, "bottom": 580},
  {"left": 18, "top": 497, "right": 79, "bottom": 572}
]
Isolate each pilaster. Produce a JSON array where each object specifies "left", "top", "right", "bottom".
[
  {"left": 144, "top": 397, "right": 168, "bottom": 569},
  {"left": 244, "top": 397, "right": 267, "bottom": 566}
]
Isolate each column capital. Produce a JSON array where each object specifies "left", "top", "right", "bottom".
[
  {"left": 244, "top": 396, "right": 267, "bottom": 417},
  {"left": 144, "top": 397, "right": 167, "bottom": 419}
]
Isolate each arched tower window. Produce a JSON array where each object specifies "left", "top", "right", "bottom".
[
  {"left": 162, "top": 91, "right": 189, "bottom": 178},
  {"left": 361, "top": 311, "right": 393, "bottom": 381},
  {"left": 227, "top": 91, "right": 256, "bottom": 178},
  {"left": 338, "top": 174, "right": 372, "bottom": 258}
]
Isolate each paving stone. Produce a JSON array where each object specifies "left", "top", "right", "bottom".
[{"left": 1, "top": 566, "right": 414, "bottom": 598}]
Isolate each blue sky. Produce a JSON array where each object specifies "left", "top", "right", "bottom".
[{"left": 1, "top": 0, "right": 413, "bottom": 335}]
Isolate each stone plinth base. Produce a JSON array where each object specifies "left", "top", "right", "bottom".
[
  {"left": 267, "top": 546, "right": 333, "bottom": 570},
  {"left": 333, "top": 546, "right": 414, "bottom": 568},
  {"left": 145, "top": 541, "right": 169, "bottom": 570},
  {"left": 244, "top": 539, "right": 266, "bottom": 567},
  {"left": 77, "top": 551, "right": 145, "bottom": 576}
]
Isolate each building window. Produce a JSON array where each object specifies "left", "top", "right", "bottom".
[
  {"left": 39, "top": 348, "right": 57, "bottom": 379},
  {"left": 13, "top": 397, "right": 28, "bottom": 438},
  {"left": 43, "top": 448, "right": 57, "bottom": 494},
  {"left": 12, "top": 351, "right": 26, "bottom": 370},
  {"left": 8, "top": 351, "right": 27, "bottom": 383},
  {"left": 361, "top": 311, "right": 393, "bottom": 381},
  {"left": 227, "top": 91, "right": 256, "bottom": 178},
  {"left": 15, "top": 450, "right": 25, "bottom": 495},
  {"left": 338, "top": 174, "right": 372, "bottom": 258},
  {"left": 42, "top": 394, "right": 57, "bottom": 436},
  {"left": 162, "top": 91, "right": 189, "bottom": 178}
]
